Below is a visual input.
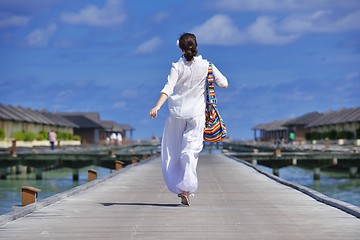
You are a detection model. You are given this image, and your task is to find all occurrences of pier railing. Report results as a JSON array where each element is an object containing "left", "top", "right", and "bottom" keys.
[
  {"left": 0, "top": 143, "right": 160, "bottom": 180},
  {"left": 223, "top": 141, "right": 360, "bottom": 180}
]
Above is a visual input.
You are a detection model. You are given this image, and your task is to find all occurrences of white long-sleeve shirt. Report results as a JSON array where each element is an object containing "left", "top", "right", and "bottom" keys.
[{"left": 161, "top": 55, "right": 228, "bottom": 119}]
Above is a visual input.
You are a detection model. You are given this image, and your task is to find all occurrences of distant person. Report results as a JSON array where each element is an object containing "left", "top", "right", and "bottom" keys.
[
  {"left": 116, "top": 133, "right": 122, "bottom": 145},
  {"left": 275, "top": 138, "right": 281, "bottom": 148},
  {"left": 150, "top": 33, "right": 228, "bottom": 206},
  {"left": 289, "top": 132, "right": 295, "bottom": 143},
  {"left": 110, "top": 132, "right": 117, "bottom": 145},
  {"left": 48, "top": 130, "right": 57, "bottom": 150}
]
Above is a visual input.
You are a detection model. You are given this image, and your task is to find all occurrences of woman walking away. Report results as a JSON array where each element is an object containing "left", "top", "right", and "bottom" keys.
[
  {"left": 149, "top": 33, "right": 228, "bottom": 206},
  {"left": 48, "top": 130, "right": 57, "bottom": 150}
]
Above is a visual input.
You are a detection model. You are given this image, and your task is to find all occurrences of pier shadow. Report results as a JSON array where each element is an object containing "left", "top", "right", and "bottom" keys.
[{"left": 99, "top": 202, "right": 182, "bottom": 207}]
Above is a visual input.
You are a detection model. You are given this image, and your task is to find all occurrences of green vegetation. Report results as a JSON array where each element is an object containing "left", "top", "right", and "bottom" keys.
[
  {"left": 72, "top": 135, "right": 81, "bottom": 140},
  {"left": 57, "top": 131, "right": 73, "bottom": 140},
  {"left": 305, "top": 130, "right": 355, "bottom": 140},
  {"left": 36, "top": 130, "right": 48, "bottom": 140},
  {"left": 12, "top": 130, "right": 81, "bottom": 141},
  {"left": 54, "top": 131, "right": 81, "bottom": 141},
  {"left": 13, "top": 131, "right": 37, "bottom": 141},
  {"left": 337, "top": 131, "right": 354, "bottom": 140},
  {"left": 0, "top": 129, "right": 5, "bottom": 140}
]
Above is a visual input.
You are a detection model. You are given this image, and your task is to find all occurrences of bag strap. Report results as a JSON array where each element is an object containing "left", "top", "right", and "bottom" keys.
[{"left": 206, "top": 63, "right": 217, "bottom": 105}]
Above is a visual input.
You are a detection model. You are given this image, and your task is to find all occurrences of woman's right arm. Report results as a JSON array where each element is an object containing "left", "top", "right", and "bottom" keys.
[
  {"left": 150, "top": 93, "right": 168, "bottom": 118},
  {"left": 150, "top": 62, "right": 179, "bottom": 118}
]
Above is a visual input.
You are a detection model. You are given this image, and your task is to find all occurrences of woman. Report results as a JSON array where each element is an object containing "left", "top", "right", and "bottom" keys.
[{"left": 150, "top": 33, "right": 228, "bottom": 206}]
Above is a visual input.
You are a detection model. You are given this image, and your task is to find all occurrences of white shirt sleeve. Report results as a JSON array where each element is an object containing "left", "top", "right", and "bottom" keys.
[
  {"left": 161, "top": 62, "right": 179, "bottom": 96},
  {"left": 212, "top": 63, "right": 228, "bottom": 87}
]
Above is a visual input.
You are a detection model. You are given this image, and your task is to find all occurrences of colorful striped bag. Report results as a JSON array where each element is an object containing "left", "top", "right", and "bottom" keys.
[{"left": 204, "top": 63, "right": 227, "bottom": 142}]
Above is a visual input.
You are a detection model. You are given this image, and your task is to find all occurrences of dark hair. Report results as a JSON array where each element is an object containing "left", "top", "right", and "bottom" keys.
[{"left": 179, "top": 33, "right": 198, "bottom": 61}]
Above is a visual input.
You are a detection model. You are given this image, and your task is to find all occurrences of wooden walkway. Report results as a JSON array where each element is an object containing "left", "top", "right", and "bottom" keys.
[{"left": 0, "top": 153, "right": 359, "bottom": 239}]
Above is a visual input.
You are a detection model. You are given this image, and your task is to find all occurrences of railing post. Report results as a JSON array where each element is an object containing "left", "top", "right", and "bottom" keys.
[
  {"left": 324, "top": 138, "right": 329, "bottom": 149},
  {"left": 73, "top": 168, "right": 79, "bottom": 181},
  {"left": 109, "top": 150, "right": 116, "bottom": 158},
  {"left": 131, "top": 157, "right": 138, "bottom": 164},
  {"left": 115, "top": 160, "right": 124, "bottom": 170},
  {"left": 88, "top": 169, "right": 97, "bottom": 182},
  {"left": 35, "top": 168, "right": 43, "bottom": 180},
  {"left": 349, "top": 167, "right": 358, "bottom": 179},
  {"left": 10, "top": 139, "right": 17, "bottom": 156},
  {"left": 313, "top": 168, "right": 321, "bottom": 180},
  {"left": 21, "top": 186, "right": 41, "bottom": 206},
  {"left": 0, "top": 168, "right": 7, "bottom": 179},
  {"left": 275, "top": 149, "right": 281, "bottom": 157},
  {"left": 273, "top": 168, "right": 279, "bottom": 177}
]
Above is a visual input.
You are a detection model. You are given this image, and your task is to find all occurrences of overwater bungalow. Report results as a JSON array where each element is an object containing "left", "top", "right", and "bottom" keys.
[
  {"left": 58, "top": 112, "right": 134, "bottom": 144},
  {"left": 252, "top": 107, "right": 360, "bottom": 144},
  {"left": 0, "top": 104, "right": 77, "bottom": 140},
  {"left": 0, "top": 104, "right": 134, "bottom": 147}
]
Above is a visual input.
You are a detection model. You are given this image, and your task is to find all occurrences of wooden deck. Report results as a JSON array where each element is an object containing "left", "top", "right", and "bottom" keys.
[{"left": 0, "top": 153, "right": 359, "bottom": 239}]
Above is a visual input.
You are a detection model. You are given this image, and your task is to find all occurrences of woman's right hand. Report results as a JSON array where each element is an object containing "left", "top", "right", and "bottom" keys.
[
  {"left": 150, "top": 106, "right": 160, "bottom": 118},
  {"left": 150, "top": 92, "right": 168, "bottom": 119}
]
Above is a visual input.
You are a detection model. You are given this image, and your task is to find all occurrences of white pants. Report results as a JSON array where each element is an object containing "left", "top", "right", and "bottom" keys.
[{"left": 161, "top": 115, "right": 205, "bottom": 194}]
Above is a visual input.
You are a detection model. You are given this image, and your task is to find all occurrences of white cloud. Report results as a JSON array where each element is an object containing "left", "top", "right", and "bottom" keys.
[
  {"left": 192, "top": 15, "right": 246, "bottom": 45},
  {"left": 0, "top": 15, "right": 31, "bottom": 28},
  {"left": 215, "top": 0, "right": 303, "bottom": 11},
  {"left": 60, "top": 0, "right": 126, "bottom": 27},
  {"left": 25, "top": 23, "right": 57, "bottom": 48},
  {"left": 57, "top": 90, "right": 74, "bottom": 98},
  {"left": 113, "top": 101, "right": 126, "bottom": 109},
  {"left": 193, "top": 14, "right": 296, "bottom": 45},
  {"left": 280, "top": 89, "right": 315, "bottom": 101},
  {"left": 134, "top": 37, "right": 162, "bottom": 55},
  {"left": 247, "top": 16, "right": 298, "bottom": 44},
  {"left": 215, "top": 0, "right": 360, "bottom": 12},
  {"left": 329, "top": 11, "right": 360, "bottom": 32},
  {"left": 281, "top": 10, "right": 360, "bottom": 33},
  {"left": 205, "top": 0, "right": 360, "bottom": 46},
  {"left": 193, "top": 9, "right": 360, "bottom": 46},
  {"left": 121, "top": 88, "right": 139, "bottom": 98},
  {"left": 153, "top": 12, "right": 170, "bottom": 23},
  {"left": 344, "top": 71, "right": 360, "bottom": 81},
  {"left": 0, "top": 0, "right": 60, "bottom": 14},
  {"left": 280, "top": 11, "right": 328, "bottom": 33}
]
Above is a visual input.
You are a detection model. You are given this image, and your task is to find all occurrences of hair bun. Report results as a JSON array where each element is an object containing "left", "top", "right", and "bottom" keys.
[{"left": 179, "top": 33, "right": 198, "bottom": 61}]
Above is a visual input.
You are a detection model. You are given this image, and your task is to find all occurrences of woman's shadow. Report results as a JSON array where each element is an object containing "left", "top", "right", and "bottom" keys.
[{"left": 100, "top": 202, "right": 182, "bottom": 207}]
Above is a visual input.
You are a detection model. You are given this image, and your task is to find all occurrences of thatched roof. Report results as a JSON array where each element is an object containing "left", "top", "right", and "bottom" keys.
[
  {"left": 0, "top": 104, "right": 77, "bottom": 127},
  {"left": 307, "top": 107, "right": 360, "bottom": 127},
  {"left": 283, "top": 112, "right": 324, "bottom": 126},
  {"left": 252, "top": 119, "right": 290, "bottom": 131}
]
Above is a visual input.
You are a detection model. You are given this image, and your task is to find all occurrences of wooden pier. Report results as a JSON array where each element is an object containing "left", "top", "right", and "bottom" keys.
[
  {"left": 226, "top": 151, "right": 360, "bottom": 179},
  {"left": 0, "top": 153, "right": 359, "bottom": 239},
  {"left": 0, "top": 144, "right": 159, "bottom": 180}
]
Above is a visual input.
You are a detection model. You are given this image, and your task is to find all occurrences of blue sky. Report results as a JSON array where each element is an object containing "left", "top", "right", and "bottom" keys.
[{"left": 0, "top": 0, "right": 359, "bottom": 141}]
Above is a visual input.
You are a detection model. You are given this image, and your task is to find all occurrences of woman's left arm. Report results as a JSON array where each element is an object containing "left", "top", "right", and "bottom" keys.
[{"left": 212, "top": 64, "right": 228, "bottom": 88}]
